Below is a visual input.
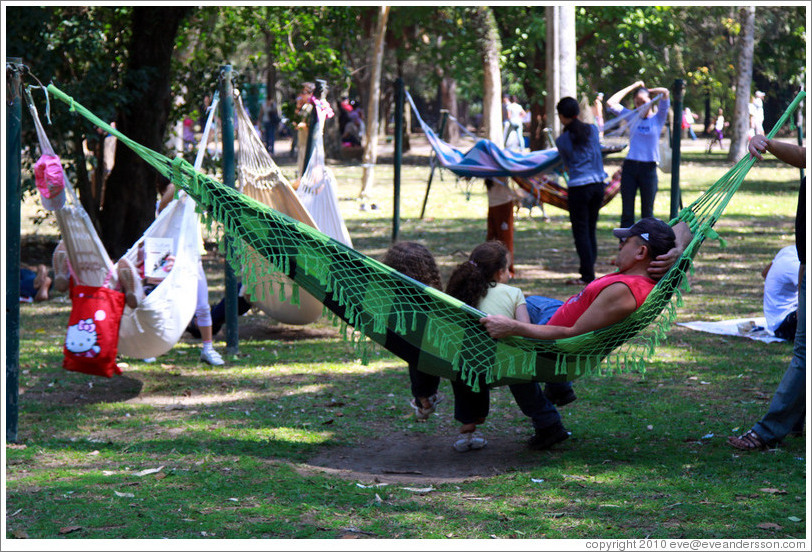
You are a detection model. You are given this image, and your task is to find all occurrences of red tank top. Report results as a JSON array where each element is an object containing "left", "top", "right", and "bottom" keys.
[{"left": 547, "top": 273, "right": 656, "bottom": 328}]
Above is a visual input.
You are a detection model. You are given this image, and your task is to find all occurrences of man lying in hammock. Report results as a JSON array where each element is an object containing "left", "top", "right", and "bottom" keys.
[{"left": 480, "top": 217, "right": 692, "bottom": 343}]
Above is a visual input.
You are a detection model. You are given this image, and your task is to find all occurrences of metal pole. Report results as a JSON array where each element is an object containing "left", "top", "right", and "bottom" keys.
[
  {"left": 303, "top": 79, "right": 327, "bottom": 173},
  {"left": 419, "top": 109, "right": 448, "bottom": 219},
  {"left": 670, "top": 78, "right": 685, "bottom": 220},
  {"left": 220, "top": 64, "right": 239, "bottom": 355},
  {"left": 796, "top": 94, "right": 805, "bottom": 182},
  {"left": 392, "top": 78, "right": 404, "bottom": 242},
  {"left": 6, "top": 58, "right": 23, "bottom": 443}
]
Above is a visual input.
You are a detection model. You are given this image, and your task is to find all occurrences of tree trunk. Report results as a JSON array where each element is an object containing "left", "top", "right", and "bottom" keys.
[
  {"left": 471, "top": 7, "right": 502, "bottom": 144},
  {"left": 441, "top": 76, "right": 459, "bottom": 144},
  {"left": 546, "top": 5, "right": 577, "bottom": 138},
  {"left": 359, "top": 6, "right": 389, "bottom": 200},
  {"left": 101, "top": 6, "right": 189, "bottom": 258},
  {"left": 728, "top": 6, "right": 755, "bottom": 162},
  {"left": 263, "top": 31, "right": 277, "bottom": 104},
  {"left": 527, "top": 43, "right": 547, "bottom": 151}
]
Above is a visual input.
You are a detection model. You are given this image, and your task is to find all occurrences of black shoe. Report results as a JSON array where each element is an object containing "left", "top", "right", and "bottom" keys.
[
  {"left": 544, "top": 388, "right": 577, "bottom": 407},
  {"left": 528, "top": 422, "right": 570, "bottom": 450}
]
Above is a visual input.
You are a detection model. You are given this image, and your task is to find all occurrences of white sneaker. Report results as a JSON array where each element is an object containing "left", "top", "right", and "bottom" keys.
[
  {"left": 469, "top": 431, "right": 487, "bottom": 450},
  {"left": 453, "top": 430, "right": 487, "bottom": 452},
  {"left": 200, "top": 348, "right": 224, "bottom": 366}
]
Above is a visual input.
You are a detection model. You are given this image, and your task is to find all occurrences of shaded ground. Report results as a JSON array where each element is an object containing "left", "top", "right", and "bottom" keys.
[{"left": 303, "top": 430, "right": 561, "bottom": 485}]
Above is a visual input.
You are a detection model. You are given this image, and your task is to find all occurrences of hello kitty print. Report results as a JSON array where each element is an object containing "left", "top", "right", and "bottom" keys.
[
  {"left": 65, "top": 317, "right": 104, "bottom": 357},
  {"left": 63, "top": 285, "right": 126, "bottom": 378}
]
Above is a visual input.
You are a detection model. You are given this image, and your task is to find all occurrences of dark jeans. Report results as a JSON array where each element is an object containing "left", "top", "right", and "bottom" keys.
[
  {"left": 452, "top": 376, "right": 561, "bottom": 431},
  {"left": 774, "top": 310, "right": 798, "bottom": 342},
  {"left": 263, "top": 122, "right": 277, "bottom": 155},
  {"left": 568, "top": 181, "right": 604, "bottom": 282},
  {"left": 620, "top": 159, "right": 658, "bottom": 228},
  {"left": 452, "top": 295, "right": 569, "bottom": 429},
  {"left": 209, "top": 287, "right": 253, "bottom": 336},
  {"left": 409, "top": 364, "right": 440, "bottom": 402}
]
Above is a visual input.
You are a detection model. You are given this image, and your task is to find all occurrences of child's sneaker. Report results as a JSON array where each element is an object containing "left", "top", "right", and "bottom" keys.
[
  {"left": 453, "top": 430, "right": 487, "bottom": 452},
  {"left": 200, "top": 347, "right": 224, "bottom": 366},
  {"left": 409, "top": 393, "right": 444, "bottom": 421}
]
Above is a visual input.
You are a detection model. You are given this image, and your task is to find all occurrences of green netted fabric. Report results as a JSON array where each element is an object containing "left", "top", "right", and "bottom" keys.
[{"left": 46, "top": 84, "right": 804, "bottom": 390}]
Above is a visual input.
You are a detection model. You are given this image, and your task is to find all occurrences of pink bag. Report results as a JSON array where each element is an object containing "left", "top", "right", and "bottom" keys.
[{"left": 34, "top": 154, "right": 66, "bottom": 210}]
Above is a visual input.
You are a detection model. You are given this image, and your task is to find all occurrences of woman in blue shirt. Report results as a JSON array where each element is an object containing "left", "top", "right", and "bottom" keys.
[
  {"left": 555, "top": 96, "right": 608, "bottom": 285},
  {"left": 606, "top": 81, "right": 671, "bottom": 228}
]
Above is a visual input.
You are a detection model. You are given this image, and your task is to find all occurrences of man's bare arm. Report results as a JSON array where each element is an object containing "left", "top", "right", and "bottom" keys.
[
  {"left": 647, "top": 220, "right": 694, "bottom": 280},
  {"left": 480, "top": 283, "right": 638, "bottom": 340},
  {"left": 749, "top": 135, "right": 806, "bottom": 168}
]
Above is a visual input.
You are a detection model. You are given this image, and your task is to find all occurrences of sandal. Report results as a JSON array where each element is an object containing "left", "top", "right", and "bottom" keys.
[
  {"left": 565, "top": 278, "right": 588, "bottom": 286},
  {"left": 727, "top": 429, "right": 769, "bottom": 451}
]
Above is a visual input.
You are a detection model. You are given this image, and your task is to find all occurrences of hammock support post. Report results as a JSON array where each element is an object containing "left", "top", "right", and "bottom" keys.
[
  {"left": 393, "top": 77, "right": 404, "bottom": 242},
  {"left": 670, "top": 78, "right": 685, "bottom": 220},
  {"left": 220, "top": 64, "right": 240, "bottom": 355},
  {"left": 6, "top": 58, "right": 23, "bottom": 443},
  {"left": 419, "top": 109, "right": 449, "bottom": 219},
  {"left": 796, "top": 104, "right": 805, "bottom": 182}
]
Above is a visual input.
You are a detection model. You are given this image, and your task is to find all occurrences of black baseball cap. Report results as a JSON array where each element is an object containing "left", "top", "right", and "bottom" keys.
[{"left": 613, "top": 218, "right": 676, "bottom": 259}]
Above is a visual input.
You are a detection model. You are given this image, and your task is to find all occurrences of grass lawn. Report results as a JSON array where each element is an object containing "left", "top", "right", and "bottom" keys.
[{"left": 5, "top": 143, "right": 808, "bottom": 543}]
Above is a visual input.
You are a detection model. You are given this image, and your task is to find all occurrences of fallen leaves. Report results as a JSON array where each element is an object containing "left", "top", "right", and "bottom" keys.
[
  {"left": 757, "top": 522, "right": 783, "bottom": 531},
  {"left": 58, "top": 526, "right": 82, "bottom": 534}
]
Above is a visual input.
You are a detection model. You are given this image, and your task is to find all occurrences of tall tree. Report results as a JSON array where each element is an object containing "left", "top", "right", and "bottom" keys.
[
  {"left": 546, "top": 6, "right": 577, "bottom": 137},
  {"left": 359, "top": 6, "right": 389, "bottom": 201},
  {"left": 470, "top": 6, "right": 503, "bottom": 144},
  {"left": 101, "top": 7, "right": 190, "bottom": 258},
  {"left": 728, "top": 6, "right": 755, "bottom": 162}
]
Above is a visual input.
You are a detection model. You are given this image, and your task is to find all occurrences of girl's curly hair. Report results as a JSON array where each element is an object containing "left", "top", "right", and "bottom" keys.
[
  {"left": 382, "top": 241, "right": 442, "bottom": 289},
  {"left": 445, "top": 241, "right": 509, "bottom": 308}
]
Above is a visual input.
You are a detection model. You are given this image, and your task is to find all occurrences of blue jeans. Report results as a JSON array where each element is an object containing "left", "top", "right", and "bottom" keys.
[
  {"left": 620, "top": 159, "right": 658, "bottom": 228},
  {"left": 753, "top": 270, "right": 806, "bottom": 444},
  {"left": 525, "top": 295, "right": 573, "bottom": 399}
]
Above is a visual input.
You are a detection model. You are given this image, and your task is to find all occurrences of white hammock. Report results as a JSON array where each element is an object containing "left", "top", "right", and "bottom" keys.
[
  {"left": 295, "top": 102, "right": 353, "bottom": 248},
  {"left": 25, "top": 89, "right": 215, "bottom": 359},
  {"left": 234, "top": 92, "right": 324, "bottom": 325}
]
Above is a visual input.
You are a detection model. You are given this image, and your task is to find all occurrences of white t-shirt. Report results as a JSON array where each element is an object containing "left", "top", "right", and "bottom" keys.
[
  {"left": 763, "top": 245, "right": 800, "bottom": 332},
  {"left": 751, "top": 98, "right": 764, "bottom": 125},
  {"left": 506, "top": 102, "right": 525, "bottom": 125},
  {"left": 715, "top": 115, "right": 725, "bottom": 132}
]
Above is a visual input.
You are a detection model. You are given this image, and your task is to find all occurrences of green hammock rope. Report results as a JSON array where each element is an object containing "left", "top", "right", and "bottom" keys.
[{"left": 45, "top": 84, "right": 805, "bottom": 391}]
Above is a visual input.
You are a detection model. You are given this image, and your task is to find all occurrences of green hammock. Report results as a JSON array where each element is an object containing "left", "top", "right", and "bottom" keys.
[{"left": 45, "top": 84, "right": 804, "bottom": 391}]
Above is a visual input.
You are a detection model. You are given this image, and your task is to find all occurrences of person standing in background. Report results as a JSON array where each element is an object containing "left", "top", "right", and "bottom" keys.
[{"left": 605, "top": 80, "right": 671, "bottom": 228}]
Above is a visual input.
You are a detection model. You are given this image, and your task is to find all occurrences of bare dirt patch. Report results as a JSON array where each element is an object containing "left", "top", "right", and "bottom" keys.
[{"left": 302, "top": 430, "right": 560, "bottom": 485}]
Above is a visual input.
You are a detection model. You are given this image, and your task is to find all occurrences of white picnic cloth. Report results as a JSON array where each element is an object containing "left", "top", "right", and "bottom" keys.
[{"left": 677, "top": 316, "right": 787, "bottom": 344}]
